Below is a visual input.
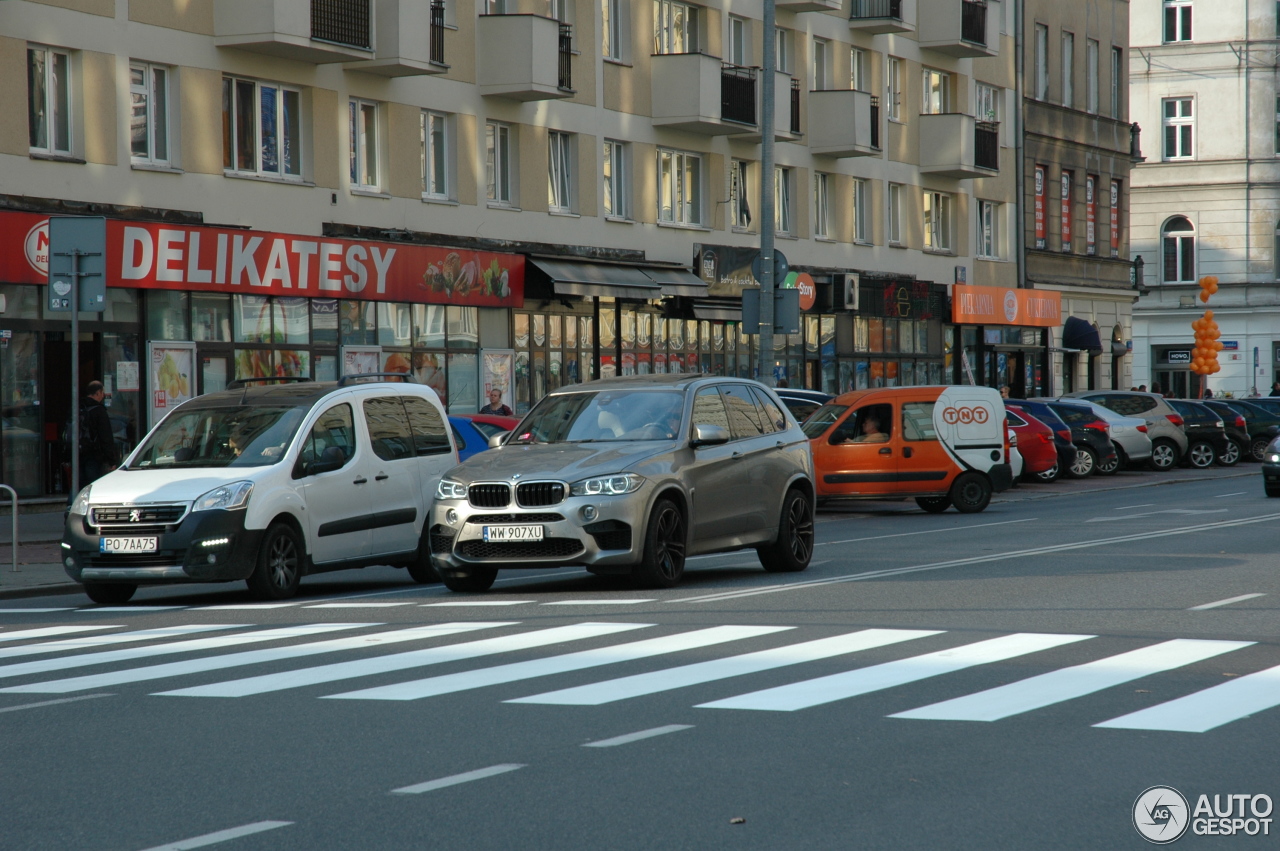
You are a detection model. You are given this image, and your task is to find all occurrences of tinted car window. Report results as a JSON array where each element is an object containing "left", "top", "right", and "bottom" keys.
[
  {"left": 1097, "top": 394, "right": 1156, "bottom": 416},
  {"left": 782, "top": 399, "right": 821, "bottom": 422},
  {"left": 691, "top": 387, "right": 730, "bottom": 432},
  {"left": 802, "top": 404, "right": 848, "bottom": 439},
  {"left": 1006, "top": 410, "right": 1028, "bottom": 427},
  {"left": 402, "top": 396, "right": 450, "bottom": 456},
  {"left": 470, "top": 421, "right": 505, "bottom": 438},
  {"left": 722, "top": 384, "right": 765, "bottom": 438},
  {"left": 1049, "top": 404, "right": 1092, "bottom": 425},
  {"left": 451, "top": 424, "right": 467, "bottom": 452},
  {"left": 363, "top": 397, "right": 415, "bottom": 461},
  {"left": 903, "top": 402, "right": 938, "bottom": 440},
  {"left": 834, "top": 404, "right": 892, "bottom": 444},
  {"left": 299, "top": 403, "right": 356, "bottom": 468},
  {"left": 751, "top": 388, "right": 787, "bottom": 433}
]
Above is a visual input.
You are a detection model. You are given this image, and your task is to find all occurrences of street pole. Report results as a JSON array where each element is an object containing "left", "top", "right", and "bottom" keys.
[
  {"left": 69, "top": 250, "right": 80, "bottom": 500},
  {"left": 757, "top": 0, "right": 777, "bottom": 387}
]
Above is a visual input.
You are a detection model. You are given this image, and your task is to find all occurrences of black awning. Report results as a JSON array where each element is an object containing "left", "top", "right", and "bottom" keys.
[
  {"left": 1061, "top": 316, "right": 1103, "bottom": 352},
  {"left": 530, "top": 258, "right": 662, "bottom": 300},
  {"left": 643, "top": 267, "right": 707, "bottom": 298},
  {"left": 692, "top": 303, "right": 742, "bottom": 321}
]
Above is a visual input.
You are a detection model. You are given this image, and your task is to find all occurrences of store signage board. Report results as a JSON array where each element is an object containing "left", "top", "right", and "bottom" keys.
[
  {"left": 951, "top": 285, "right": 1061, "bottom": 328},
  {"left": 1167, "top": 350, "right": 1191, "bottom": 364},
  {"left": 46, "top": 216, "right": 106, "bottom": 312}
]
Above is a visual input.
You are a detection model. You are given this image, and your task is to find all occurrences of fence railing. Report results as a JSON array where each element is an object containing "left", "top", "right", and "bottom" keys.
[
  {"left": 850, "top": 0, "right": 902, "bottom": 19},
  {"left": 961, "top": 0, "right": 987, "bottom": 45},
  {"left": 310, "top": 0, "right": 371, "bottom": 49},
  {"left": 721, "top": 63, "right": 757, "bottom": 126},
  {"left": 869, "top": 95, "right": 881, "bottom": 149},
  {"left": 558, "top": 23, "right": 573, "bottom": 90},
  {"left": 790, "top": 79, "right": 801, "bottom": 134},
  {"left": 429, "top": 0, "right": 446, "bottom": 64},
  {"left": 975, "top": 120, "right": 1000, "bottom": 170}
]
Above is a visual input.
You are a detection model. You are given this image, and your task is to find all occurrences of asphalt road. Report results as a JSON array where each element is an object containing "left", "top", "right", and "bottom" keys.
[{"left": 1, "top": 471, "right": 1277, "bottom": 850}]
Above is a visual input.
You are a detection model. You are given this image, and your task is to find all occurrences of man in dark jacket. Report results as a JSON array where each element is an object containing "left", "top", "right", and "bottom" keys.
[{"left": 79, "top": 380, "right": 120, "bottom": 485}]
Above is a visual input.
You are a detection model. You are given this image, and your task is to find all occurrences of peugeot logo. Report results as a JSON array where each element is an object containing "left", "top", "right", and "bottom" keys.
[{"left": 129, "top": 510, "right": 141, "bottom": 522}]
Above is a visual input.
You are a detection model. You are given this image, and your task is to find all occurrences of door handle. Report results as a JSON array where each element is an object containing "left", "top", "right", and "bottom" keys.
[
  {"left": 775, "top": 441, "right": 785, "bottom": 448},
  {"left": 353, "top": 477, "right": 368, "bottom": 485},
  {"left": 731, "top": 451, "right": 744, "bottom": 460},
  {"left": 878, "top": 447, "right": 892, "bottom": 456},
  {"left": 375, "top": 474, "right": 389, "bottom": 481},
  {"left": 903, "top": 446, "right": 914, "bottom": 458}
]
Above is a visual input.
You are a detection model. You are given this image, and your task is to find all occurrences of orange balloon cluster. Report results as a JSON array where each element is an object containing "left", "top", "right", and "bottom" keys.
[
  {"left": 1191, "top": 310, "right": 1222, "bottom": 374},
  {"left": 1198, "top": 275, "right": 1219, "bottom": 303}
]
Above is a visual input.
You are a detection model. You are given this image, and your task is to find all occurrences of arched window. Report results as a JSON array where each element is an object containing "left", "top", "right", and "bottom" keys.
[{"left": 1162, "top": 216, "right": 1195, "bottom": 283}]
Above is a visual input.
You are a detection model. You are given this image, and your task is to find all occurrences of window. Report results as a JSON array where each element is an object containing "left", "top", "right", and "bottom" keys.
[
  {"left": 776, "top": 28, "right": 791, "bottom": 74},
  {"left": 922, "top": 68, "right": 949, "bottom": 114},
  {"left": 363, "top": 398, "right": 415, "bottom": 461},
  {"left": 486, "top": 122, "right": 514, "bottom": 204},
  {"left": 550, "top": 0, "right": 571, "bottom": 22},
  {"left": 653, "top": 0, "right": 698, "bottom": 54},
  {"left": 923, "top": 191, "right": 952, "bottom": 251},
  {"left": 658, "top": 148, "right": 702, "bottom": 225},
  {"left": 603, "top": 0, "right": 621, "bottom": 59},
  {"left": 978, "top": 200, "right": 1001, "bottom": 258},
  {"left": 1164, "top": 0, "right": 1191, "bottom": 42},
  {"left": 850, "top": 47, "right": 866, "bottom": 90},
  {"left": 730, "top": 159, "right": 751, "bottom": 229},
  {"left": 853, "top": 178, "right": 869, "bottom": 242},
  {"left": 548, "top": 130, "right": 574, "bottom": 213},
  {"left": 421, "top": 111, "right": 449, "bottom": 200},
  {"left": 603, "top": 139, "right": 629, "bottom": 218},
  {"left": 888, "top": 183, "right": 903, "bottom": 245},
  {"left": 299, "top": 404, "right": 356, "bottom": 471},
  {"left": 902, "top": 402, "right": 938, "bottom": 441},
  {"left": 1162, "top": 98, "right": 1194, "bottom": 160},
  {"left": 1060, "top": 169, "right": 1073, "bottom": 251},
  {"left": 1086, "top": 39, "right": 1099, "bottom": 114},
  {"left": 1111, "top": 47, "right": 1122, "bottom": 117},
  {"left": 775, "top": 166, "right": 793, "bottom": 235},
  {"left": 1274, "top": 222, "right": 1280, "bottom": 279},
  {"left": 402, "top": 396, "right": 450, "bottom": 456},
  {"left": 887, "top": 57, "right": 903, "bottom": 120},
  {"left": 691, "top": 386, "right": 729, "bottom": 431},
  {"left": 813, "top": 173, "right": 829, "bottom": 238},
  {"left": 27, "top": 45, "right": 71, "bottom": 156},
  {"left": 813, "top": 37, "right": 829, "bottom": 90},
  {"left": 1035, "top": 24, "right": 1049, "bottom": 100},
  {"left": 130, "top": 62, "right": 169, "bottom": 165},
  {"left": 728, "top": 15, "right": 749, "bottom": 65},
  {"left": 722, "top": 384, "right": 766, "bottom": 438},
  {"left": 975, "top": 82, "right": 1000, "bottom": 123},
  {"left": 1162, "top": 216, "right": 1195, "bottom": 283},
  {"left": 1061, "top": 33, "right": 1074, "bottom": 108},
  {"left": 349, "top": 99, "right": 379, "bottom": 189},
  {"left": 222, "top": 76, "right": 301, "bottom": 178}
]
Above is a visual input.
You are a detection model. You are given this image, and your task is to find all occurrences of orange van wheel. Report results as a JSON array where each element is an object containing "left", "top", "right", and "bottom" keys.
[{"left": 949, "top": 472, "right": 992, "bottom": 514}]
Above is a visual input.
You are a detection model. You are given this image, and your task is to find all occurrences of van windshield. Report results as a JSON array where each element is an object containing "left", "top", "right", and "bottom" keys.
[
  {"left": 128, "top": 406, "right": 307, "bottom": 469},
  {"left": 801, "top": 405, "right": 848, "bottom": 439}
]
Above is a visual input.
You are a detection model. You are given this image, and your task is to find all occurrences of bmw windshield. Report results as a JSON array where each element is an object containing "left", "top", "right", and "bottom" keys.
[
  {"left": 509, "top": 390, "right": 685, "bottom": 443},
  {"left": 128, "top": 406, "right": 307, "bottom": 469}
]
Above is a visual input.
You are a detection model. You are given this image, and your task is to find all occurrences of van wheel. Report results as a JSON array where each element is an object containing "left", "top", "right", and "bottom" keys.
[
  {"left": 1218, "top": 440, "right": 1242, "bottom": 467},
  {"left": 1149, "top": 439, "right": 1178, "bottom": 471},
  {"left": 915, "top": 496, "right": 951, "bottom": 513},
  {"left": 440, "top": 568, "right": 498, "bottom": 593},
  {"left": 1066, "top": 447, "right": 1097, "bottom": 478},
  {"left": 634, "top": 499, "right": 687, "bottom": 588},
  {"left": 757, "top": 489, "right": 814, "bottom": 573},
  {"left": 83, "top": 583, "right": 136, "bottom": 605},
  {"left": 407, "top": 527, "right": 440, "bottom": 584},
  {"left": 246, "top": 523, "right": 303, "bottom": 600},
  {"left": 949, "top": 473, "right": 992, "bottom": 514}
]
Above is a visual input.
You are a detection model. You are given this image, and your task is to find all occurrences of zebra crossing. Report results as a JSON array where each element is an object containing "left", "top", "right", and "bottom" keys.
[{"left": 0, "top": 618, "right": 1275, "bottom": 733}]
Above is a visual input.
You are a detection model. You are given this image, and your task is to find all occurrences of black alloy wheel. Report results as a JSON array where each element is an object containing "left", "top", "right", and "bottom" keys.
[
  {"left": 247, "top": 523, "right": 303, "bottom": 600},
  {"left": 758, "top": 489, "right": 814, "bottom": 573},
  {"left": 408, "top": 526, "right": 440, "bottom": 584},
  {"left": 635, "top": 499, "right": 687, "bottom": 588}
]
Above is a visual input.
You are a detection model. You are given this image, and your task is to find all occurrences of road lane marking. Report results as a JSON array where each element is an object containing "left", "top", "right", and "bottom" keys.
[
  {"left": 0, "top": 625, "right": 235, "bottom": 660},
  {"left": 0, "top": 608, "right": 77, "bottom": 613},
  {"left": 672, "top": 512, "right": 1280, "bottom": 604},
  {"left": 583, "top": 725, "right": 693, "bottom": 747},
  {"left": 77, "top": 606, "right": 188, "bottom": 612},
  {"left": 1116, "top": 504, "right": 1154, "bottom": 510},
  {"left": 0, "top": 625, "right": 119, "bottom": 642},
  {"left": 422, "top": 601, "right": 534, "bottom": 607},
  {"left": 1188, "top": 593, "right": 1266, "bottom": 611},
  {"left": 0, "top": 693, "right": 112, "bottom": 713},
  {"left": 196, "top": 604, "right": 298, "bottom": 610},
  {"left": 891, "top": 639, "right": 1253, "bottom": 722},
  {"left": 303, "top": 602, "right": 416, "bottom": 608},
  {"left": 1088, "top": 509, "right": 1227, "bottom": 523},
  {"left": 1213, "top": 492, "right": 1247, "bottom": 498},
  {"left": 700, "top": 633, "right": 1092, "bottom": 712},
  {"left": 1096, "top": 663, "right": 1280, "bottom": 732},
  {"left": 325, "top": 626, "right": 793, "bottom": 702},
  {"left": 156, "top": 622, "right": 644, "bottom": 698},
  {"left": 137, "top": 820, "right": 293, "bottom": 850},
  {"left": 391, "top": 764, "right": 525, "bottom": 795},
  {"left": 542, "top": 600, "right": 655, "bottom": 606},
  {"left": 818, "top": 518, "right": 1037, "bottom": 547}
]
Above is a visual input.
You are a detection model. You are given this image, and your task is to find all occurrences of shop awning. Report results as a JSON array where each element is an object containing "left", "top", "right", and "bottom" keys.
[
  {"left": 692, "top": 304, "right": 743, "bottom": 322},
  {"left": 1061, "top": 316, "right": 1103, "bottom": 352},
  {"left": 643, "top": 267, "right": 708, "bottom": 297},
  {"left": 530, "top": 258, "right": 663, "bottom": 300}
]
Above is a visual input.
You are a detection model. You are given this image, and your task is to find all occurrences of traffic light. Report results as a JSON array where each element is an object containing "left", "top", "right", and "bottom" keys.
[{"left": 1198, "top": 275, "right": 1219, "bottom": 303}]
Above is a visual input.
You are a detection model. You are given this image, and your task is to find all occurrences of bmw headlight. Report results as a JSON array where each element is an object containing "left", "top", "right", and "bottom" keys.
[
  {"left": 193, "top": 481, "right": 254, "bottom": 512},
  {"left": 570, "top": 473, "right": 645, "bottom": 497},
  {"left": 70, "top": 485, "right": 92, "bottom": 516},
  {"left": 436, "top": 479, "right": 469, "bottom": 500}
]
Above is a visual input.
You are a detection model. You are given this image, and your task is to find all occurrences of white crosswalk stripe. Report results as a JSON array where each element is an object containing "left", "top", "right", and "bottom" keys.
[
  {"left": 0, "top": 625, "right": 120, "bottom": 643},
  {"left": 0, "top": 625, "right": 235, "bottom": 660},
  {"left": 155, "top": 622, "right": 647, "bottom": 698},
  {"left": 325, "top": 625, "right": 793, "bottom": 702},
  {"left": 509, "top": 628, "right": 940, "bottom": 706},
  {"left": 890, "top": 639, "right": 1253, "bottom": 722},
  {"left": 1095, "top": 663, "right": 1280, "bottom": 733}
]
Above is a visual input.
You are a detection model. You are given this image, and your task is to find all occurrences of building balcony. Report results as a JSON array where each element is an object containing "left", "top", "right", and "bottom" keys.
[
  {"left": 808, "top": 90, "right": 880, "bottom": 157},
  {"left": 849, "top": 0, "right": 913, "bottom": 34},
  {"left": 477, "top": 14, "right": 574, "bottom": 100},
  {"left": 344, "top": 0, "right": 447, "bottom": 75},
  {"left": 779, "top": 0, "right": 841, "bottom": 13},
  {"left": 732, "top": 71, "right": 804, "bottom": 142},
  {"left": 918, "top": 113, "right": 999, "bottom": 178},
  {"left": 650, "top": 54, "right": 748, "bottom": 135},
  {"left": 214, "top": 0, "right": 374, "bottom": 62},
  {"left": 917, "top": 0, "right": 997, "bottom": 58}
]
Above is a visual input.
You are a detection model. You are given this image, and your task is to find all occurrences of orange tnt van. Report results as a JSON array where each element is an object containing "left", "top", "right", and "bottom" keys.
[{"left": 801, "top": 385, "right": 1013, "bottom": 513}]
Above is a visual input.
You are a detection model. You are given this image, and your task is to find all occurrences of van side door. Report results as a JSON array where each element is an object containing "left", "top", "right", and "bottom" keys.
[
  {"left": 361, "top": 396, "right": 422, "bottom": 557},
  {"left": 897, "top": 400, "right": 952, "bottom": 495},
  {"left": 297, "top": 402, "right": 371, "bottom": 564},
  {"left": 822, "top": 402, "right": 898, "bottom": 496}
]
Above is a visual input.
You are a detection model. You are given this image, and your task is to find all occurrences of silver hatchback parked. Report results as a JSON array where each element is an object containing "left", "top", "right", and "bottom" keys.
[
  {"left": 1065, "top": 391, "right": 1188, "bottom": 470},
  {"left": 429, "top": 374, "right": 816, "bottom": 591}
]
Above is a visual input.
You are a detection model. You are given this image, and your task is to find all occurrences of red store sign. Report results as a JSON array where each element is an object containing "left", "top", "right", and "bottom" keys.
[{"left": 0, "top": 211, "right": 524, "bottom": 307}]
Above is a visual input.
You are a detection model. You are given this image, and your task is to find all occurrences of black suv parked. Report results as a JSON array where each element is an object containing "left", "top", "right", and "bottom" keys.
[
  {"left": 1214, "top": 400, "right": 1280, "bottom": 461},
  {"left": 1166, "top": 399, "right": 1233, "bottom": 468},
  {"left": 1201, "top": 400, "right": 1249, "bottom": 465},
  {"left": 1042, "top": 401, "right": 1119, "bottom": 478}
]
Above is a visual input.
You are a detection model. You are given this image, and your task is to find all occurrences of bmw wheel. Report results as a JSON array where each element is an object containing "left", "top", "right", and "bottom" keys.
[
  {"left": 758, "top": 490, "right": 814, "bottom": 573},
  {"left": 634, "top": 498, "right": 688, "bottom": 587}
]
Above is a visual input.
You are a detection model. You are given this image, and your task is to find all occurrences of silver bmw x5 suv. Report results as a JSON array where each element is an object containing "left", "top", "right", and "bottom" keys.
[{"left": 429, "top": 374, "right": 816, "bottom": 592}]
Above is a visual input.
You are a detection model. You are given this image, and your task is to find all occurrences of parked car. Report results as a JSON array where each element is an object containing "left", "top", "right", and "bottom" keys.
[
  {"left": 1261, "top": 435, "right": 1280, "bottom": 496},
  {"left": 1040, "top": 400, "right": 1119, "bottom": 478},
  {"left": 1211, "top": 399, "right": 1280, "bottom": 461},
  {"left": 450, "top": 413, "right": 520, "bottom": 462},
  {"left": 1166, "top": 399, "right": 1232, "bottom": 468},
  {"left": 774, "top": 389, "right": 833, "bottom": 423},
  {"left": 1006, "top": 399, "right": 1076, "bottom": 483},
  {"left": 1064, "top": 391, "right": 1188, "bottom": 471},
  {"left": 1008, "top": 427, "right": 1024, "bottom": 480},
  {"left": 1047, "top": 398, "right": 1152, "bottom": 472},
  {"left": 1201, "top": 400, "right": 1249, "bottom": 465},
  {"left": 430, "top": 375, "right": 816, "bottom": 592},
  {"left": 1005, "top": 408, "right": 1059, "bottom": 480},
  {"left": 63, "top": 378, "right": 458, "bottom": 604}
]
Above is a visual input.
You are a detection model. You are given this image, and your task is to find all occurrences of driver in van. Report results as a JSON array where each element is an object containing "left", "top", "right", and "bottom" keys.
[{"left": 850, "top": 415, "right": 889, "bottom": 444}]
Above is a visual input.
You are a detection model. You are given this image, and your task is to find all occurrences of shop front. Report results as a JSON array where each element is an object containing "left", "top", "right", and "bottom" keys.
[{"left": 950, "top": 285, "right": 1063, "bottom": 396}]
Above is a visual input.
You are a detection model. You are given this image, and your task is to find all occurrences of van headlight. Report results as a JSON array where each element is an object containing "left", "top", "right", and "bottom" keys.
[
  {"left": 570, "top": 473, "right": 645, "bottom": 496},
  {"left": 70, "top": 485, "right": 92, "bottom": 516},
  {"left": 193, "top": 481, "right": 254, "bottom": 512},
  {"left": 436, "top": 479, "right": 469, "bottom": 500}
]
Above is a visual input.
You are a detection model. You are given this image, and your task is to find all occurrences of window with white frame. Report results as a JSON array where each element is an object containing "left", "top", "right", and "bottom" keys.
[
  {"left": 421, "top": 111, "right": 449, "bottom": 200},
  {"left": 658, "top": 148, "right": 702, "bottom": 225},
  {"left": 603, "top": 139, "right": 629, "bottom": 218},
  {"left": 486, "top": 122, "right": 514, "bottom": 204},
  {"left": 776, "top": 28, "right": 791, "bottom": 73},
  {"left": 887, "top": 56, "right": 903, "bottom": 120},
  {"left": 813, "top": 38, "right": 829, "bottom": 90},
  {"left": 775, "top": 166, "right": 793, "bottom": 235},
  {"left": 850, "top": 47, "right": 866, "bottom": 91},
  {"left": 1061, "top": 33, "right": 1074, "bottom": 108},
  {"left": 548, "top": 131, "right": 574, "bottom": 213},
  {"left": 28, "top": 45, "right": 72, "bottom": 156},
  {"left": 975, "top": 82, "right": 1000, "bottom": 123},
  {"left": 1162, "top": 216, "right": 1194, "bottom": 283},
  {"left": 603, "top": 0, "right": 621, "bottom": 59},
  {"left": 1163, "top": 0, "right": 1191, "bottom": 42},
  {"left": 223, "top": 76, "right": 302, "bottom": 177},
  {"left": 1111, "top": 47, "right": 1122, "bottom": 117},
  {"left": 1086, "top": 39, "right": 1099, "bottom": 114},
  {"left": 923, "top": 190, "right": 952, "bottom": 251},
  {"left": 130, "top": 61, "right": 169, "bottom": 165},
  {"left": 728, "top": 15, "right": 749, "bottom": 65},
  {"left": 349, "top": 98, "right": 379, "bottom": 189},
  {"left": 977, "top": 200, "right": 1001, "bottom": 258},
  {"left": 853, "top": 178, "right": 869, "bottom": 242},
  {"left": 814, "top": 173, "right": 829, "bottom": 238},
  {"left": 1162, "top": 98, "right": 1194, "bottom": 160},
  {"left": 1035, "top": 25, "right": 1049, "bottom": 100},
  {"left": 730, "top": 159, "right": 751, "bottom": 229},
  {"left": 887, "top": 182, "right": 903, "bottom": 244},
  {"left": 550, "top": 0, "right": 571, "bottom": 22},
  {"left": 922, "top": 69, "right": 949, "bottom": 114},
  {"left": 653, "top": 0, "right": 698, "bottom": 54}
]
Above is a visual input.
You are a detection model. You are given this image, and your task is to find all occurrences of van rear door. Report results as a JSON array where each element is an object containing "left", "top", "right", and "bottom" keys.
[{"left": 934, "top": 387, "right": 1005, "bottom": 474}]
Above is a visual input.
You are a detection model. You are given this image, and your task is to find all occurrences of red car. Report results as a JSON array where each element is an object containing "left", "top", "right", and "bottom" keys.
[{"left": 1006, "top": 408, "right": 1058, "bottom": 480}]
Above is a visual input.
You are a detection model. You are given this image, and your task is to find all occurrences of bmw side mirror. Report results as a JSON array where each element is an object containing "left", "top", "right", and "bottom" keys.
[
  {"left": 690, "top": 423, "right": 731, "bottom": 447},
  {"left": 488, "top": 431, "right": 511, "bottom": 449}
]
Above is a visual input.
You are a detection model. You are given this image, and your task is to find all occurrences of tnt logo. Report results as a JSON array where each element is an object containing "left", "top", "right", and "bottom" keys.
[
  {"left": 941, "top": 406, "right": 989, "bottom": 425},
  {"left": 1133, "top": 786, "right": 1189, "bottom": 844},
  {"left": 24, "top": 221, "right": 50, "bottom": 276}
]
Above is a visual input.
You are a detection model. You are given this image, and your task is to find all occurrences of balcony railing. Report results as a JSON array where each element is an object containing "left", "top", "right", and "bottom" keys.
[
  {"left": 975, "top": 120, "right": 999, "bottom": 170},
  {"left": 721, "top": 63, "right": 757, "bottom": 126},
  {"left": 870, "top": 95, "right": 881, "bottom": 149},
  {"left": 790, "top": 79, "right": 801, "bottom": 134},
  {"left": 311, "top": 0, "right": 371, "bottom": 49},
  {"left": 429, "top": 0, "right": 446, "bottom": 64},
  {"left": 961, "top": 0, "right": 987, "bottom": 45},
  {"left": 850, "top": 0, "right": 902, "bottom": 19},
  {"left": 558, "top": 23, "right": 573, "bottom": 90}
]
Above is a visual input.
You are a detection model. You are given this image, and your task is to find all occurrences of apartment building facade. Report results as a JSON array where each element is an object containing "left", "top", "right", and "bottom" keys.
[
  {"left": 1, "top": 0, "right": 1018, "bottom": 498},
  {"left": 1130, "top": 0, "right": 1280, "bottom": 398}
]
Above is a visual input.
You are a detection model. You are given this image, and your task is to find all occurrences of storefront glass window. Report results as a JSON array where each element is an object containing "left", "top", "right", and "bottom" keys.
[
  {"left": 279, "top": 297, "right": 309, "bottom": 345},
  {"left": 532, "top": 350, "right": 547, "bottom": 398},
  {"left": 447, "top": 306, "right": 478, "bottom": 349},
  {"left": 805, "top": 316, "right": 819, "bottom": 355},
  {"left": 413, "top": 352, "right": 446, "bottom": 400},
  {"left": 579, "top": 315, "right": 593, "bottom": 349},
  {"left": 193, "top": 293, "right": 231, "bottom": 342},
  {"left": 95, "top": 289, "right": 139, "bottom": 324},
  {"left": 600, "top": 310, "right": 617, "bottom": 351},
  {"left": 621, "top": 310, "right": 635, "bottom": 351},
  {"left": 532, "top": 314, "right": 546, "bottom": 347},
  {"left": 548, "top": 315, "right": 562, "bottom": 349},
  {"left": 311, "top": 299, "right": 339, "bottom": 345},
  {"left": 1, "top": 331, "right": 42, "bottom": 496},
  {"left": 340, "top": 300, "right": 376, "bottom": 345},
  {"left": 548, "top": 350, "right": 563, "bottom": 390},
  {"left": 918, "top": 322, "right": 930, "bottom": 355},
  {"left": 0, "top": 285, "right": 40, "bottom": 319},
  {"left": 233, "top": 349, "right": 274, "bottom": 380},
  {"left": 854, "top": 316, "right": 869, "bottom": 352},
  {"left": 102, "top": 332, "right": 141, "bottom": 458},
  {"left": 564, "top": 315, "right": 578, "bottom": 349},
  {"left": 146, "top": 291, "right": 189, "bottom": 341},
  {"left": 868, "top": 318, "right": 885, "bottom": 353},
  {"left": 636, "top": 313, "right": 650, "bottom": 349},
  {"left": 377, "top": 302, "right": 412, "bottom": 347},
  {"left": 276, "top": 349, "right": 310, "bottom": 378},
  {"left": 234, "top": 295, "right": 274, "bottom": 343},
  {"left": 514, "top": 351, "right": 530, "bottom": 413},
  {"left": 820, "top": 317, "right": 835, "bottom": 356},
  {"left": 414, "top": 304, "right": 446, "bottom": 348},
  {"left": 447, "top": 352, "right": 478, "bottom": 413},
  {"left": 884, "top": 320, "right": 898, "bottom": 354},
  {"left": 315, "top": 353, "right": 338, "bottom": 381}
]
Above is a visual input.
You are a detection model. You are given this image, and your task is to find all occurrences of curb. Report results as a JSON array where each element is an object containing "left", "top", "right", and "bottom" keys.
[{"left": 0, "top": 582, "right": 84, "bottom": 600}]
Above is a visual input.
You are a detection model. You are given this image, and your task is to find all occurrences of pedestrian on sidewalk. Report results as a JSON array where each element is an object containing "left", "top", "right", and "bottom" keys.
[{"left": 79, "top": 380, "right": 119, "bottom": 486}]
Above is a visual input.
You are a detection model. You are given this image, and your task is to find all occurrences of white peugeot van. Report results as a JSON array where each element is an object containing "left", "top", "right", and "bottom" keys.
[{"left": 63, "top": 377, "right": 457, "bottom": 604}]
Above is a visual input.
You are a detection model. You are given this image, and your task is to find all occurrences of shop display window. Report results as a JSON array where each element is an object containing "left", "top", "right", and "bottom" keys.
[
  {"left": 548, "top": 315, "right": 562, "bottom": 349},
  {"left": 883, "top": 320, "right": 899, "bottom": 354},
  {"left": 340, "top": 300, "right": 376, "bottom": 345},
  {"left": 414, "top": 304, "right": 445, "bottom": 349},
  {"left": 0, "top": 285, "right": 40, "bottom": 320},
  {"left": 193, "top": 293, "right": 231, "bottom": 342},
  {"left": 234, "top": 295, "right": 275, "bottom": 343},
  {"left": 311, "top": 299, "right": 339, "bottom": 345},
  {"left": 279, "top": 297, "right": 309, "bottom": 344},
  {"left": 621, "top": 310, "right": 635, "bottom": 351},
  {"left": 377, "top": 303, "right": 413, "bottom": 347},
  {"left": 447, "top": 352, "right": 478, "bottom": 413}
]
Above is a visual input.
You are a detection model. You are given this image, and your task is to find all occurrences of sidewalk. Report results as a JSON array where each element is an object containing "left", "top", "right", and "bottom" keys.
[{"left": 0, "top": 540, "right": 81, "bottom": 599}]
